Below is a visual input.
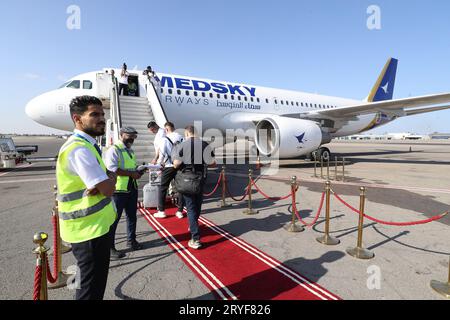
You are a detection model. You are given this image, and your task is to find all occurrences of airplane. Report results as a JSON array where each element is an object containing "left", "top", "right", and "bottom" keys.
[{"left": 25, "top": 58, "right": 450, "bottom": 160}]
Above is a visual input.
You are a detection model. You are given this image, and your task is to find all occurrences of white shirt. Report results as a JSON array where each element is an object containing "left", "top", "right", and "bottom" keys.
[
  {"left": 119, "top": 71, "right": 129, "bottom": 85},
  {"left": 103, "top": 141, "right": 133, "bottom": 173},
  {"left": 158, "top": 136, "right": 174, "bottom": 167},
  {"left": 66, "top": 129, "right": 108, "bottom": 190},
  {"left": 167, "top": 131, "right": 183, "bottom": 144},
  {"left": 153, "top": 128, "right": 166, "bottom": 154}
]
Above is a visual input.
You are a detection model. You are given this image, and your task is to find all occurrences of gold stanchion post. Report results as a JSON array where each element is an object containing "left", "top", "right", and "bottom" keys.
[
  {"left": 430, "top": 256, "right": 450, "bottom": 299},
  {"left": 33, "top": 232, "right": 49, "bottom": 300},
  {"left": 243, "top": 169, "right": 258, "bottom": 215},
  {"left": 50, "top": 186, "right": 71, "bottom": 255},
  {"left": 316, "top": 181, "right": 340, "bottom": 245},
  {"left": 346, "top": 187, "right": 374, "bottom": 259},
  {"left": 313, "top": 156, "right": 317, "bottom": 178},
  {"left": 218, "top": 166, "right": 231, "bottom": 208},
  {"left": 326, "top": 157, "right": 330, "bottom": 180},
  {"left": 320, "top": 156, "right": 324, "bottom": 179},
  {"left": 284, "top": 176, "right": 305, "bottom": 233},
  {"left": 334, "top": 156, "right": 338, "bottom": 181},
  {"left": 342, "top": 157, "right": 345, "bottom": 182},
  {"left": 48, "top": 186, "right": 74, "bottom": 289}
]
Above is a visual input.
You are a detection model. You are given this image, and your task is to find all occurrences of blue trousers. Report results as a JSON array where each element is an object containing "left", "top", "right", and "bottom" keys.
[
  {"left": 183, "top": 193, "right": 204, "bottom": 241},
  {"left": 111, "top": 188, "right": 138, "bottom": 246}
]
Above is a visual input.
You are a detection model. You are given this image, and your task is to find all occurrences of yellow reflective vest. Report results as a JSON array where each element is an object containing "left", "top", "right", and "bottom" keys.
[
  {"left": 56, "top": 136, "right": 116, "bottom": 243},
  {"left": 113, "top": 142, "right": 138, "bottom": 192}
]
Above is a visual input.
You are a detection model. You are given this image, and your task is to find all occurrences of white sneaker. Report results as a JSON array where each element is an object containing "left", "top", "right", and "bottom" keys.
[
  {"left": 153, "top": 211, "right": 167, "bottom": 218},
  {"left": 175, "top": 211, "right": 184, "bottom": 219},
  {"left": 188, "top": 239, "right": 202, "bottom": 249}
]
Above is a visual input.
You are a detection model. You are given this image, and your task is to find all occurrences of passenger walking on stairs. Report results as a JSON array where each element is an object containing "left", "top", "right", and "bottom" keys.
[
  {"left": 118, "top": 63, "right": 129, "bottom": 96},
  {"left": 56, "top": 96, "right": 117, "bottom": 300},
  {"left": 104, "top": 127, "right": 145, "bottom": 259}
]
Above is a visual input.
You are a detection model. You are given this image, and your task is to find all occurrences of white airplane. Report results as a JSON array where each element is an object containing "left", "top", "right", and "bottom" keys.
[{"left": 25, "top": 58, "right": 450, "bottom": 159}]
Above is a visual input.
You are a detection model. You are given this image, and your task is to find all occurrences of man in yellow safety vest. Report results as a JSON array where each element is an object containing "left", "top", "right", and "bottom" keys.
[
  {"left": 104, "top": 126, "right": 144, "bottom": 259},
  {"left": 56, "top": 95, "right": 117, "bottom": 300}
]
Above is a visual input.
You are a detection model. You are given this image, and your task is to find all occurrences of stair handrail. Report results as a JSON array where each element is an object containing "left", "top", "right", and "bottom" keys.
[
  {"left": 145, "top": 75, "right": 169, "bottom": 126},
  {"left": 110, "top": 77, "right": 122, "bottom": 143}
]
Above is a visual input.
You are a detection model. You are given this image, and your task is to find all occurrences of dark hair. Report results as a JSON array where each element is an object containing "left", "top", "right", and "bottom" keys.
[
  {"left": 70, "top": 95, "right": 102, "bottom": 118},
  {"left": 185, "top": 125, "right": 197, "bottom": 135},
  {"left": 164, "top": 121, "right": 175, "bottom": 130},
  {"left": 147, "top": 121, "right": 158, "bottom": 129}
]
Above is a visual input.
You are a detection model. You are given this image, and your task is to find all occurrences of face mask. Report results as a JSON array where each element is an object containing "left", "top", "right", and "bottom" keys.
[{"left": 123, "top": 138, "right": 134, "bottom": 147}]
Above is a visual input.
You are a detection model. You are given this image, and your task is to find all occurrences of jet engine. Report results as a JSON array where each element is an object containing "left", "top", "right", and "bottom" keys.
[{"left": 255, "top": 116, "right": 322, "bottom": 158}]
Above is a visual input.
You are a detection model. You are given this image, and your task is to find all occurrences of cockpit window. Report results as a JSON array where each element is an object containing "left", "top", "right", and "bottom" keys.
[
  {"left": 83, "top": 80, "right": 93, "bottom": 90},
  {"left": 58, "top": 81, "right": 70, "bottom": 89},
  {"left": 66, "top": 80, "right": 80, "bottom": 89}
]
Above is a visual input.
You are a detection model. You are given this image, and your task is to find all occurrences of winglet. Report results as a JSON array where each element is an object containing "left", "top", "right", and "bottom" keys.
[{"left": 366, "top": 58, "right": 398, "bottom": 102}]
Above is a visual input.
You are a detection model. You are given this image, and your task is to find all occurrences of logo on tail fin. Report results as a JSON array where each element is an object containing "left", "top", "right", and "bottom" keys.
[{"left": 367, "top": 58, "right": 398, "bottom": 102}]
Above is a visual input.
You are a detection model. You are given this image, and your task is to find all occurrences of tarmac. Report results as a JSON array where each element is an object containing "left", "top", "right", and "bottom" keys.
[{"left": 0, "top": 136, "right": 449, "bottom": 300}]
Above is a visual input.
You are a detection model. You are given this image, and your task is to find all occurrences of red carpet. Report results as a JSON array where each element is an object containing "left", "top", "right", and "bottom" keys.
[{"left": 139, "top": 206, "right": 340, "bottom": 300}]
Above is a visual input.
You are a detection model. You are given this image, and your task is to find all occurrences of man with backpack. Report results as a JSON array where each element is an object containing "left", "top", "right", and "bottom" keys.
[
  {"left": 173, "top": 125, "right": 216, "bottom": 249},
  {"left": 150, "top": 121, "right": 185, "bottom": 219}
]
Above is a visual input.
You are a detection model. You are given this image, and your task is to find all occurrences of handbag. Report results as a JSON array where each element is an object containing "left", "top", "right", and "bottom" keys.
[{"left": 174, "top": 166, "right": 204, "bottom": 195}]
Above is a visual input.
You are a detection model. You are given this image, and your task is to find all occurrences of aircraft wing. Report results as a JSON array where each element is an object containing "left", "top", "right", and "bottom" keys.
[{"left": 304, "top": 93, "right": 450, "bottom": 119}]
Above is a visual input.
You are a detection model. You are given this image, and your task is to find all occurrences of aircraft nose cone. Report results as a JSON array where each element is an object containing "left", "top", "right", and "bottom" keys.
[{"left": 25, "top": 96, "right": 41, "bottom": 122}]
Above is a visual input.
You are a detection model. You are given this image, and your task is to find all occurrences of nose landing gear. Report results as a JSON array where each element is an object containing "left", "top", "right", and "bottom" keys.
[{"left": 311, "top": 147, "right": 331, "bottom": 161}]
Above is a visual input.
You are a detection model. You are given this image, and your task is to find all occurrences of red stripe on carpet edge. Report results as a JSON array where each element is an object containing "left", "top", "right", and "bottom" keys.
[
  {"left": 139, "top": 207, "right": 340, "bottom": 300},
  {"left": 139, "top": 208, "right": 236, "bottom": 300}
]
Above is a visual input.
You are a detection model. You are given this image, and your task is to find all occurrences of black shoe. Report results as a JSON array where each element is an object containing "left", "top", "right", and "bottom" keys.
[
  {"left": 127, "top": 240, "right": 143, "bottom": 251},
  {"left": 110, "top": 248, "right": 125, "bottom": 259}
]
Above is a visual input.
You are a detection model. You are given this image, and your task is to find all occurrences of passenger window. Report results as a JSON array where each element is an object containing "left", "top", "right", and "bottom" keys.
[
  {"left": 231, "top": 95, "right": 234, "bottom": 100},
  {"left": 161, "top": 88, "right": 164, "bottom": 94},
  {"left": 168, "top": 89, "right": 173, "bottom": 94},
  {"left": 244, "top": 97, "right": 248, "bottom": 101},
  {"left": 281, "top": 100, "right": 284, "bottom": 105},
  {"left": 257, "top": 98, "right": 260, "bottom": 103},
  {"left": 291, "top": 101, "right": 294, "bottom": 106},
  {"left": 194, "top": 91, "right": 198, "bottom": 97},
  {"left": 186, "top": 91, "right": 189, "bottom": 96},
  {"left": 209, "top": 93, "right": 213, "bottom": 98},
  {"left": 224, "top": 94, "right": 228, "bottom": 99},
  {"left": 67, "top": 80, "right": 80, "bottom": 89},
  {"left": 217, "top": 94, "right": 221, "bottom": 99},
  {"left": 265, "top": 99, "right": 269, "bottom": 103},
  {"left": 274, "top": 99, "right": 278, "bottom": 104},
  {"left": 202, "top": 92, "right": 205, "bottom": 97},
  {"left": 83, "top": 80, "right": 92, "bottom": 90},
  {"left": 238, "top": 96, "right": 241, "bottom": 101},
  {"left": 250, "top": 97, "right": 253, "bottom": 102},
  {"left": 177, "top": 90, "right": 181, "bottom": 95}
]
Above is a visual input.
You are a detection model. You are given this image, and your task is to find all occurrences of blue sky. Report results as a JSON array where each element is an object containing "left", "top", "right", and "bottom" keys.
[{"left": 1, "top": 0, "right": 450, "bottom": 134}]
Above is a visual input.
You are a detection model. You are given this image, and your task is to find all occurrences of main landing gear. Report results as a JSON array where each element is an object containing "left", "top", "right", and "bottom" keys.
[{"left": 311, "top": 147, "right": 331, "bottom": 161}]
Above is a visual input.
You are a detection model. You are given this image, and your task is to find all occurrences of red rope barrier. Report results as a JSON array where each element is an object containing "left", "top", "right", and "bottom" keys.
[
  {"left": 203, "top": 172, "right": 223, "bottom": 197},
  {"left": 46, "top": 257, "right": 56, "bottom": 284},
  {"left": 224, "top": 176, "right": 249, "bottom": 202},
  {"left": 250, "top": 178, "right": 292, "bottom": 201},
  {"left": 33, "top": 265, "right": 42, "bottom": 301},
  {"left": 46, "top": 214, "right": 59, "bottom": 284},
  {"left": 292, "top": 192, "right": 326, "bottom": 227},
  {"left": 332, "top": 192, "right": 449, "bottom": 226}
]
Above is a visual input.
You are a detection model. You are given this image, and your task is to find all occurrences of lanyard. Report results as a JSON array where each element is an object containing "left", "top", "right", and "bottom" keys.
[{"left": 73, "top": 133, "right": 102, "bottom": 157}]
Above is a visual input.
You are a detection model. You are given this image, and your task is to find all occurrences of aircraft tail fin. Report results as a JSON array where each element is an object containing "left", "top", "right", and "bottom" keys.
[{"left": 366, "top": 58, "right": 398, "bottom": 102}]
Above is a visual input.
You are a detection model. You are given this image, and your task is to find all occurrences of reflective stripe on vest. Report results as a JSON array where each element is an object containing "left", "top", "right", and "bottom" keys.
[
  {"left": 56, "top": 136, "right": 116, "bottom": 243},
  {"left": 114, "top": 143, "right": 138, "bottom": 192}
]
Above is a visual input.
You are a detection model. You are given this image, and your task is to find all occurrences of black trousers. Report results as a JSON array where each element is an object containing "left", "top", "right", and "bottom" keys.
[
  {"left": 118, "top": 83, "right": 128, "bottom": 96},
  {"left": 158, "top": 167, "right": 184, "bottom": 212},
  {"left": 71, "top": 229, "right": 112, "bottom": 300},
  {"left": 111, "top": 188, "right": 138, "bottom": 246}
]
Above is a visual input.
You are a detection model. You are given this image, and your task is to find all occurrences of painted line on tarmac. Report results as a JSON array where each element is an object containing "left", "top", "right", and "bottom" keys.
[
  {"left": 0, "top": 163, "right": 34, "bottom": 177},
  {"left": 0, "top": 177, "right": 55, "bottom": 184}
]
